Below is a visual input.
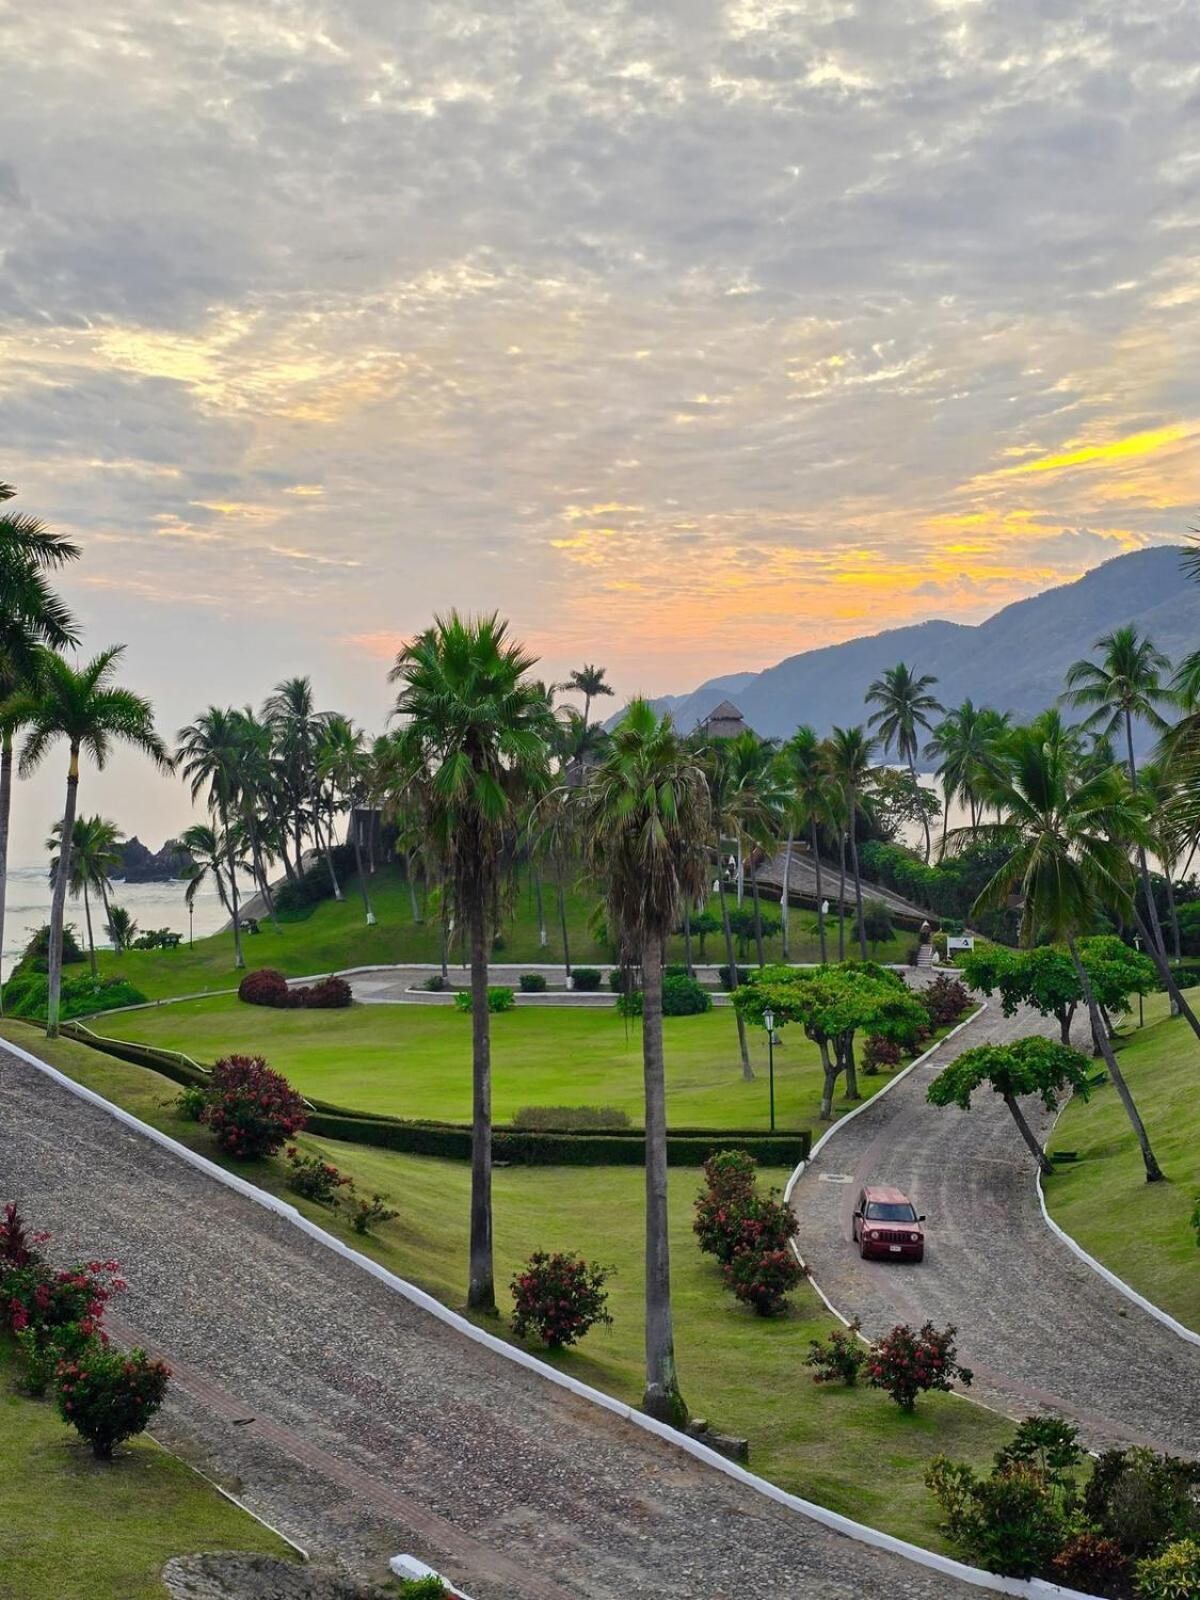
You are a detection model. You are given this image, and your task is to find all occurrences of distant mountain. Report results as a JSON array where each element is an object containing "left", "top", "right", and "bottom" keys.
[{"left": 621, "top": 546, "right": 1198, "bottom": 757}]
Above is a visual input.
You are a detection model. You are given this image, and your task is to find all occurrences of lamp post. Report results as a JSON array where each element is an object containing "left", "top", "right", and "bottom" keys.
[
  {"left": 189, "top": 901, "right": 194, "bottom": 950},
  {"left": 1133, "top": 932, "right": 1144, "bottom": 1027},
  {"left": 764, "top": 1006, "right": 777, "bottom": 1132}
]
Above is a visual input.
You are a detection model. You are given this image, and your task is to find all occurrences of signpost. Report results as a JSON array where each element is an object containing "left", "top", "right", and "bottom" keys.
[{"left": 946, "top": 935, "right": 975, "bottom": 954}]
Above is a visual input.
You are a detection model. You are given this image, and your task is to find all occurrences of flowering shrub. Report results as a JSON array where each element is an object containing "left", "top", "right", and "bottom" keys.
[
  {"left": 4, "top": 1257, "right": 124, "bottom": 1339},
  {"left": 869, "top": 1321, "right": 971, "bottom": 1410},
  {"left": 806, "top": 1319, "right": 868, "bottom": 1385},
  {"left": 509, "top": 1251, "right": 612, "bottom": 1348},
  {"left": 1135, "top": 1538, "right": 1200, "bottom": 1599},
  {"left": 201, "top": 1054, "right": 307, "bottom": 1159},
  {"left": 721, "top": 1245, "right": 803, "bottom": 1316},
  {"left": 18, "top": 1319, "right": 101, "bottom": 1398},
  {"left": 519, "top": 972, "right": 547, "bottom": 993},
  {"left": 454, "top": 986, "right": 515, "bottom": 1014},
  {"left": 348, "top": 1193, "right": 399, "bottom": 1235},
  {"left": 0, "top": 1201, "right": 48, "bottom": 1269},
  {"left": 693, "top": 1149, "right": 758, "bottom": 1256},
  {"left": 237, "top": 967, "right": 290, "bottom": 1007},
  {"left": 285, "top": 1147, "right": 351, "bottom": 1206},
  {"left": 862, "top": 1034, "right": 902, "bottom": 1074},
  {"left": 1052, "top": 1533, "right": 1129, "bottom": 1596},
  {"left": 302, "top": 974, "right": 353, "bottom": 1009},
  {"left": 924, "top": 974, "right": 972, "bottom": 1028},
  {"left": 55, "top": 1345, "right": 170, "bottom": 1459}
]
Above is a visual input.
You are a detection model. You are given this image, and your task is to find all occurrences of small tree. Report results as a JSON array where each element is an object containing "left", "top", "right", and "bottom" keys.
[
  {"left": 509, "top": 1251, "right": 612, "bottom": 1348},
  {"left": 870, "top": 1321, "right": 971, "bottom": 1410},
  {"left": 201, "top": 1054, "right": 307, "bottom": 1159},
  {"left": 927, "top": 1036, "right": 1090, "bottom": 1176},
  {"left": 56, "top": 1345, "right": 170, "bottom": 1459}
]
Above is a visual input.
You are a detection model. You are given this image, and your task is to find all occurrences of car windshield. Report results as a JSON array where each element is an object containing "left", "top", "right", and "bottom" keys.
[{"left": 865, "top": 1201, "right": 917, "bottom": 1222}]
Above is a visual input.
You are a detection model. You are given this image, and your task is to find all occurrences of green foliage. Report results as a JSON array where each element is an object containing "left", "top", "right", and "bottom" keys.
[
  {"left": 274, "top": 844, "right": 356, "bottom": 916},
  {"left": 512, "top": 1105, "right": 631, "bottom": 1130},
  {"left": 614, "top": 988, "right": 643, "bottom": 1019},
  {"left": 926, "top": 1456, "right": 1068, "bottom": 1578},
  {"left": 2, "top": 972, "right": 146, "bottom": 1021},
  {"left": 1134, "top": 1538, "right": 1200, "bottom": 1599},
  {"left": 453, "top": 985, "right": 515, "bottom": 1013},
  {"left": 927, "top": 1035, "right": 1091, "bottom": 1115},
  {"left": 55, "top": 1345, "right": 170, "bottom": 1459},
  {"left": 856, "top": 898, "right": 895, "bottom": 947},
  {"left": 173, "top": 1083, "right": 207, "bottom": 1121},
  {"left": 392, "top": 1579, "right": 449, "bottom": 1599},
  {"left": 570, "top": 967, "right": 602, "bottom": 990},
  {"left": 805, "top": 1320, "right": 868, "bottom": 1386},
  {"left": 347, "top": 1192, "right": 399, "bottom": 1234},
  {"left": 518, "top": 972, "right": 547, "bottom": 992},
  {"left": 860, "top": 838, "right": 1018, "bottom": 936},
  {"left": 1084, "top": 1447, "right": 1200, "bottom": 1559},
  {"left": 662, "top": 974, "right": 712, "bottom": 1015},
  {"left": 130, "top": 927, "right": 182, "bottom": 951},
  {"left": 1175, "top": 900, "right": 1200, "bottom": 959},
  {"left": 16, "top": 922, "right": 85, "bottom": 973}
]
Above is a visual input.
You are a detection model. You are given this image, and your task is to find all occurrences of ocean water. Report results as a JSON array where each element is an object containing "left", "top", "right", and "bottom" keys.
[{"left": 2, "top": 866, "right": 231, "bottom": 979}]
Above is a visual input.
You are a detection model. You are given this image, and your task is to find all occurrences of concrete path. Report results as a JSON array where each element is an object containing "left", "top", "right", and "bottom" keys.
[
  {"left": 0, "top": 1046, "right": 981, "bottom": 1600},
  {"left": 790, "top": 998, "right": 1200, "bottom": 1455}
]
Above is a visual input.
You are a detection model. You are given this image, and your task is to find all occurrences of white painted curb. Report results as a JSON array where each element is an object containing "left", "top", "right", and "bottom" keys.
[
  {"left": 2, "top": 1030, "right": 1100, "bottom": 1600},
  {"left": 390, "top": 1552, "right": 473, "bottom": 1596}
]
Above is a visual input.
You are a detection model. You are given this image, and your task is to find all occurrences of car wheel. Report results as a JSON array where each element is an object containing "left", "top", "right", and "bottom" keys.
[
  {"left": 860, "top": 1241, "right": 870, "bottom": 1259},
  {"left": 914, "top": 1248, "right": 924, "bottom": 1263}
]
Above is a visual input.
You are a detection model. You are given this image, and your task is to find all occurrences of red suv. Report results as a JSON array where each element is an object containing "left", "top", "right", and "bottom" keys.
[{"left": 853, "top": 1185, "right": 925, "bottom": 1262}]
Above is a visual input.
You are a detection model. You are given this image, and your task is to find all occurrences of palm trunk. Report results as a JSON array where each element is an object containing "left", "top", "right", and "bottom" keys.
[
  {"left": 736, "top": 838, "right": 744, "bottom": 905},
  {"left": 717, "top": 870, "right": 753, "bottom": 1079},
  {"left": 82, "top": 882, "right": 97, "bottom": 976},
  {"left": 467, "top": 898, "right": 496, "bottom": 1312},
  {"left": 222, "top": 798, "right": 245, "bottom": 971},
  {"left": 1003, "top": 1091, "right": 1054, "bottom": 1175},
  {"left": 1165, "top": 870, "right": 1182, "bottom": 961},
  {"left": 1068, "top": 936, "right": 1163, "bottom": 1182},
  {"left": 407, "top": 853, "right": 422, "bottom": 922},
  {"left": 780, "top": 828, "right": 793, "bottom": 961},
  {"left": 683, "top": 909, "right": 694, "bottom": 977},
  {"left": 810, "top": 820, "right": 827, "bottom": 964},
  {"left": 46, "top": 746, "right": 81, "bottom": 1038},
  {"left": 837, "top": 832, "right": 847, "bottom": 962},
  {"left": 557, "top": 878, "right": 572, "bottom": 980},
  {"left": 939, "top": 790, "right": 949, "bottom": 862},
  {"left": 1131, "top": 905, "right": 1200, "bottom": 1043},
  {"left": 750, "top": 856, "right": 765, "bottom": 966},
  {"left": 350, "top": 822, "right": 375, "bottom": 926},
  {"left": 532, "top": 866, "right": 546, "bottom": 948},
  {"left": 314, "top": 812, "right": 343, "bottom": 901},
  {"left": 640, "top": 935, "right": 686, "bottom": 1427},
  {"left": 0, "top": 729, "right": 12, "bottom": 1014},
  {"left": 1125, "top": 710, "right": 1168, "bottom": 971},
  {"left": 848, "top": 786, "right": 867, "bottom": 961},
  {"left": 910, "top": 754, "right": 931, "bottom": 863}
]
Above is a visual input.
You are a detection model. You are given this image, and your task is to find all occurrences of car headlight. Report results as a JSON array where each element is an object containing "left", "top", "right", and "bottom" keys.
[
  {"left": 910, "top": 1232, "right": 920, "bottom": 1243},
  {"left": 868, "top": 1230, "right": 879, "bottom": 1240}
]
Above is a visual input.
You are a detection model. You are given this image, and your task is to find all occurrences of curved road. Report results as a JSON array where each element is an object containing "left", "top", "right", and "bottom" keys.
[
  {"left": 2, "top": 1046, "right": 978, "bottom": 1600},
  {"left": 790, "top": 996, "right": 1200, "bottom": 1456}
]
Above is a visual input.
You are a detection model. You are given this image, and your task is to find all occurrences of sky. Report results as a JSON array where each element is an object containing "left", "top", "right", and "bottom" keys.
[{"left": 2, "top": 0, "right": 1198, "bottom": 861}]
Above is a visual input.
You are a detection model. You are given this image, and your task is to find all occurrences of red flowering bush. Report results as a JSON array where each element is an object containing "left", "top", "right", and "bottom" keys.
[
  {"left": 509, "top": 1251, "right": 612, "bottom": 1348},
  {"left": 1051, "top": 1533, "right": 1129, "bottom": 1595},
  {"left": 924, "top": 975, "right": 972, "bottom": 1028},
  {"left": 721, "top": 1246, "right": 803, "bottom": 1316},
  {"left": 301, "top": 974, "right": 353, "bottom": 1009},
  {"left": 237, "top": 968, "right": 290, "bottom": 1007},
  {"left": 869, "top": 1321, "right": 972, "bottom": 1410},
  {"left": 862, "top": 1034, "right": 902, "bottom": 1074},
  {"left": 694, "top": 1149, "right": 760, "bottom": 1259},
  {"left": 55, "top": 1345, "right": 170, "bottom": 1458},
  {"left": 0, "top": 1201, "right": 49, "bottom": 1269},
  {"left": 806, "top": 1319, "right": 868, "bottom": 1385},
  {"left": 284, "top": 1147, "right": 351, "bottom": 1206},
  {"left": 5, "top": 1257, "right": 124, "bottom": 1340},
  {"left": 201, "top": 1054, "right": 307, "bottom": 1159},
  {"left": 348, "top": 1192, "right": 399, "bottom": 1235}
]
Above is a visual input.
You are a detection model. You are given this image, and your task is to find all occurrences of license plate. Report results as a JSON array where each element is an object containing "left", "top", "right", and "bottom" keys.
[{"left": 889, "top": 1244, "right": 902, "bottom": 1253}]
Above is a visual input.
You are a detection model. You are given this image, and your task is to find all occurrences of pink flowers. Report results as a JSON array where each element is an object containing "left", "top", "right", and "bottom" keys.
[
  {"left": 200, "top": 1054, "right": 308, "bottom": 1159},
  {"left": 868, "top": 1321, "right": 971, "bottom": 1410}
]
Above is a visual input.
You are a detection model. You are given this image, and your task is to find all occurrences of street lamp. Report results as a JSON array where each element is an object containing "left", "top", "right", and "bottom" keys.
[
  {"left": 763, "top": 1006, "right": 777, "bottom": 1132},
  {"left": 189, "top": 900, "right": 194, "bottom": 950}
]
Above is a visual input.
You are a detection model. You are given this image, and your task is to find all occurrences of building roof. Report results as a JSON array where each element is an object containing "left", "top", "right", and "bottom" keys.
[
  {"left": 694, "top": 699, "right": 750, "bottom": 738},
  {"left": 755, "top": 842, "right": 936, "bottom": 926}
]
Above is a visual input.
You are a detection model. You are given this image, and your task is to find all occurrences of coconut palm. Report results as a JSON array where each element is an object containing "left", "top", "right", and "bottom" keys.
[
  {"left": 726, "top": 731, "right": 785, "bottom": 966},
  {"left": 964, "top": 723, "right": 1164, "bottom": 1182},
  {"left": 776, "top": 726, "right": 833, "bottom": 962},
  {"left": 698, "top": 737, "right": 762, "bottom": 1079},
  {"left": 12, "top": 646, "right": 170, "bottom": 1035},
  {"left": 559, "top": 663, "right": 614, "bottom": 730},
  {"left": 177, "top": 707, "right": 254, "bottom": 970},
  {"left": 825, "top": 726, "right": 876, "bottom": 961},
  {"left": 389, "top": 613, "right": 554, "bottom": 1312},
  {"left": 317, "top": 714, "right": 376, "bottom": 926},
  {"left": 47, "top": 815, "right": 124, "bottom": 974},
  {"left": 263, "top": 676, "right": 343, "bottom": 897},
  {"left": 582, "top": 697, "right": 709, "bottom": 1426},
  {"left": 178, "top": 822, "right": 233, "bottom": 916},
  {"left": 925, "top": 700, "right": 996, "bottom": 852},
  {"left": 866, "top": 663, "right": 942, "bottom": 861}
]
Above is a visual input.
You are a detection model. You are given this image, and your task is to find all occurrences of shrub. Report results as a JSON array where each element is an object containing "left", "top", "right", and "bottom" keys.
[
  {"left": 570, "top": 967, "right": 602, "bottom": 991},
  {"left": 664, "top": 963, "right": 688, "bottom": 978},
  {"left": 274, "top": 844, "right": 356, "bottom": 916},
  {"left": 201, "top": 1054, "right": 308, "bottom": 1159},
  {"left": 721, "top": 1245, "right": 803, "bottom": 1316},
  {"left": 0, "top": 1202, "right": 48, "bottom": 1270},
  {"left": 693, "top": 1149, "right": 760, "bottom": 1259},
  {"left": 393, "top": 1578, "right": 449, "bottom": 1598},
  {"left": 454, "top": 986, "right": 515, "bottom": 1014},
  {"left": 285, "top": 1147, "right": 351, "bottom": 1206},
  {"left": 926, "top": 1457, "right": 1066, "bottom": 1578},
  {"left": 806, "top": 1320, "right": 868, "bottom": 1385},
  {"left": 511, "top": 1105, "right": 630, "bottom": 1131},
  {"left": 18, "top": 1319, "right": 101, "bottom": 1398},
  {"left": 995, "top": 1415, "right": 1084, "bottom": 1487},
  {"left": 870, "top": 1322, "right": 971, "bottom": 1410},
  {"left": 1085, "top": 1447, "right": 1200, "bottom": 1558},
  {"left": 662, "top": 974, "right": 712, "bottom": 1016},
  {"left": 55, "top": 1345, "right": 170, "bottom": 1459},
  {"left": 519, "top": 973, "right": 547, "bottom": 993},
  {"left": 609, "top": 966, "right": 636, "bottom": 994},
  {"left": 856, "top": 899, "right": 895, "bottom": 947},
  {"left": 17, "top": 922, "right": 85, "bottom": 972},
  {"left": 862, "top": 1034, "right": 902, "bottom": 1074},
  {"left": 348, "top": 1193, "right": 399, "bottom": 1235},
  {"left": 1052, "top": 1533, "right": 1129, "bottom": 1596},
  {"left": 131, "top": 928, "right": 182, "bottom": 950},
  {"left": 509, "top": 1251, "right": 612, "bottom": 1348},
  {"left": 615, "top": 988, "right": 643, "bottom": 1019},
  {"left": 2, "top": 972, "right": 147, "bottom": 1021},
  {"left": 238, "top": 968, "right": 290, "bottom": 1008},
  {"left": 718, "top": 964, "right": 751, "bottom": 991},
  {"left": 303, "top": 974, "right": 353, "bottom": 1009},
  {"left": 3, "top": 1256, "right": 124, "bottom": 1340},
  {"left": 173, "top": 1084, "right": 207, "bottom": 1121},
  {"left": 924, "top": 974, "right": 972, "bottom": 1027},
  {"left": 1135, "top": 1539, "right": 1200, "bottom": 1599},
  {"left": 423, "top": 974, "right": 449, "bottom": 992}
]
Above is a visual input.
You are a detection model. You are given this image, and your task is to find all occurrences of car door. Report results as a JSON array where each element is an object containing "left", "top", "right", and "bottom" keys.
[{"left": 853, "top": 1189, "right": 865, "bottom": 1241}]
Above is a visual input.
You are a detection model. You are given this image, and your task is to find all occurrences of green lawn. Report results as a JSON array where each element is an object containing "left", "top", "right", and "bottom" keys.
[
  {"left": 85, "top": 863, "right": 914, "bottom": 1004},
  {"left": 89, "top": 993, "right": 886, "bottom": 1130},
  {"left": 1046, "top": 987, "right": 1200, "bottom": 1332},
  {"left": 0, "top": 1335, "right": 291, "bottom": 1600},
  {"left": 3, "top": 1021, "right": 1015, "bottom": 1555}
]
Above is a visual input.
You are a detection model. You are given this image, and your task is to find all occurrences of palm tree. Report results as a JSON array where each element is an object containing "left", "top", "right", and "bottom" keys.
[
  {"left": 178, "top": 822, "right": 233, "bottom": 917},
  {"left": 776, "top": 727, "right": 832, "bottom": 962},
  {"left": 317, "top": 714, "right": 376, "bottom": 925},
  {"left": 47, "top": 815, "right": 124, "bottom": 974},
  {"left": 583, "top": 698, "right": 709, "bottom": 1427},
  {"left": 866, "top": 663, "right": 942, "bottom": 861},
  {"left": 12, "top": 646, "right": 170, "bottom": 1035},
  {"left": 263, "top": 676, "right": 343, "bottom": 896},
  {"left": 105, "top": 904, "right": 139, "bottom": 953},
  {"left": 699, "top": 739, "right": 758, "bottom": 1079},
  {"left": 825, "top": 726, "right": 876, "bottom": 961},
  {"left": 925, "top": 699, "right": 998, "bottom": 852},
  {"left": 390, "top": 613, "right": 554, "bottom": 1312},
  {"left": 965, "top": 723, "right": 1164, "bottom": 1182},
  {"left": 228, "top": 708, "right": 283, "bottom": 928},
  {"left": 560, "top": 663, "right": 614, "bottom": 730},
  {"left": 177, "top": 708, "right": 253, "bottom": 970}
]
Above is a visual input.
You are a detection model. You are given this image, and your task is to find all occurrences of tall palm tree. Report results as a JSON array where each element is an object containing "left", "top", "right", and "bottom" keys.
[
  {"left": 560, "top": 663, "right": 614, "bottom": 730},
  {"left": 177, "top": 708, "right": 251, "bottom": 970},
  {"left": 726, "top": 730, "right": 785, "bottom": 966},
  {"left": 866, "top": 663, "right": 942, "bottom": 861},
  {"left": 317, "top": 714, "right": 377, "bottom": 925},
  {"left": 925, "top": 699, "right": 1000, "bottom": 852},
  {"left": 825, "top": 725, "right": 876, "bottom": 961},
  {"left": 263, "top": 676, "right": 343, "bottom": 896},
  {"left": 699, "top": 738, "right": 758, "bottom": 1079},
  {"left": 228, "top": 708, "right": 283, "bottom": 928},
  {"left": 12, "top": 646, "right": 170, "bottom": 1035},
  {"left": 390, "top": 613, "right": 554, "bottom": 1312},
  {"left": 178, "top": 822, "right": 233, "bottom": 917},
  {"left": 47, "top": 815, "right": 124, "bottom": 975},
  {"left": 776, "top": 726, "right": 832, "bottom": 962},
  {"left": 965, "top": 723, "right": 1164, "bottom": 1182},
  {"left": 583, "top": 698, "right": 709, "bottom": 1427}
]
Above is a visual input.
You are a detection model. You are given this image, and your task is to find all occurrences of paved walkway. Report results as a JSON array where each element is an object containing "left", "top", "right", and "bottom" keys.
[
  {"left": 790, "top": 998, "right": 1200, "bottom": 1455},
  {"left": 0, "top": 1047, "right": 978, "bottom": 1600}
]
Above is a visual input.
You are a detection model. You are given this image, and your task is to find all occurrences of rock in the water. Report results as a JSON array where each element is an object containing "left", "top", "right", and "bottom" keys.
[{"left": 120, "top": 835, "right": 194, "bottom": 882}]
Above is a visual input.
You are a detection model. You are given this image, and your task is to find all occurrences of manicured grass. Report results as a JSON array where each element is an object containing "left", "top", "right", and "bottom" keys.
[
  {"left": 88, "top": 992, "right": 885, "bottom": 1130},
  {"left": 88, "top": 864, "right": 915, "bottom": 1003},
  {"left": 2, "top": 1021, "right": 1014, "bottom": 1555},
  {"left": 1046, "top": 987, "right": 1200, "bottom": 1331},
  {"left": 0, "top": 1333, "right": 291, "bottom": 1600}
]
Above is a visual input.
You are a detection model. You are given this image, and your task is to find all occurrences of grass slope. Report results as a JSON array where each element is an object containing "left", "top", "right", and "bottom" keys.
[
  {"left": 2, "top": 1020, "right": 1014, "bottom": 1556},
  {"left": 1046, "top": 987, "right": 1200, "bottom": 1331},
  {"left": 88, "top": 996, "right": 865, "bottom": 1128},
  {"left": 89, "top": 864, "right": 914, "bottom": 1003},
  {"left": 0, "top": 1337, "right": 290, "bottom": 1600}
]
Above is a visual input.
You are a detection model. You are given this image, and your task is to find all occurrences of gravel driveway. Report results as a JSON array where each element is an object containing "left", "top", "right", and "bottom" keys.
[
  {"left": 0, "top": 1046, "right": 982, "bottom": 1600},
  {"left": 790, "top": 996, "right": 1200, "bottom": 1455}
]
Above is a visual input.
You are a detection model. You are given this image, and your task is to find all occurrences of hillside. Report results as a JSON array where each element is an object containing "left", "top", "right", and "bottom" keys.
[{"left": 634, "top": 545, "right": 1197, "bottom": 750}]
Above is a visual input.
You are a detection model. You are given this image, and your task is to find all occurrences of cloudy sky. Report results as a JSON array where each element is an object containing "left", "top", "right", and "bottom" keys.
[{"left": 2, "top": 0, "right": 1198, "bottom": 859}]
